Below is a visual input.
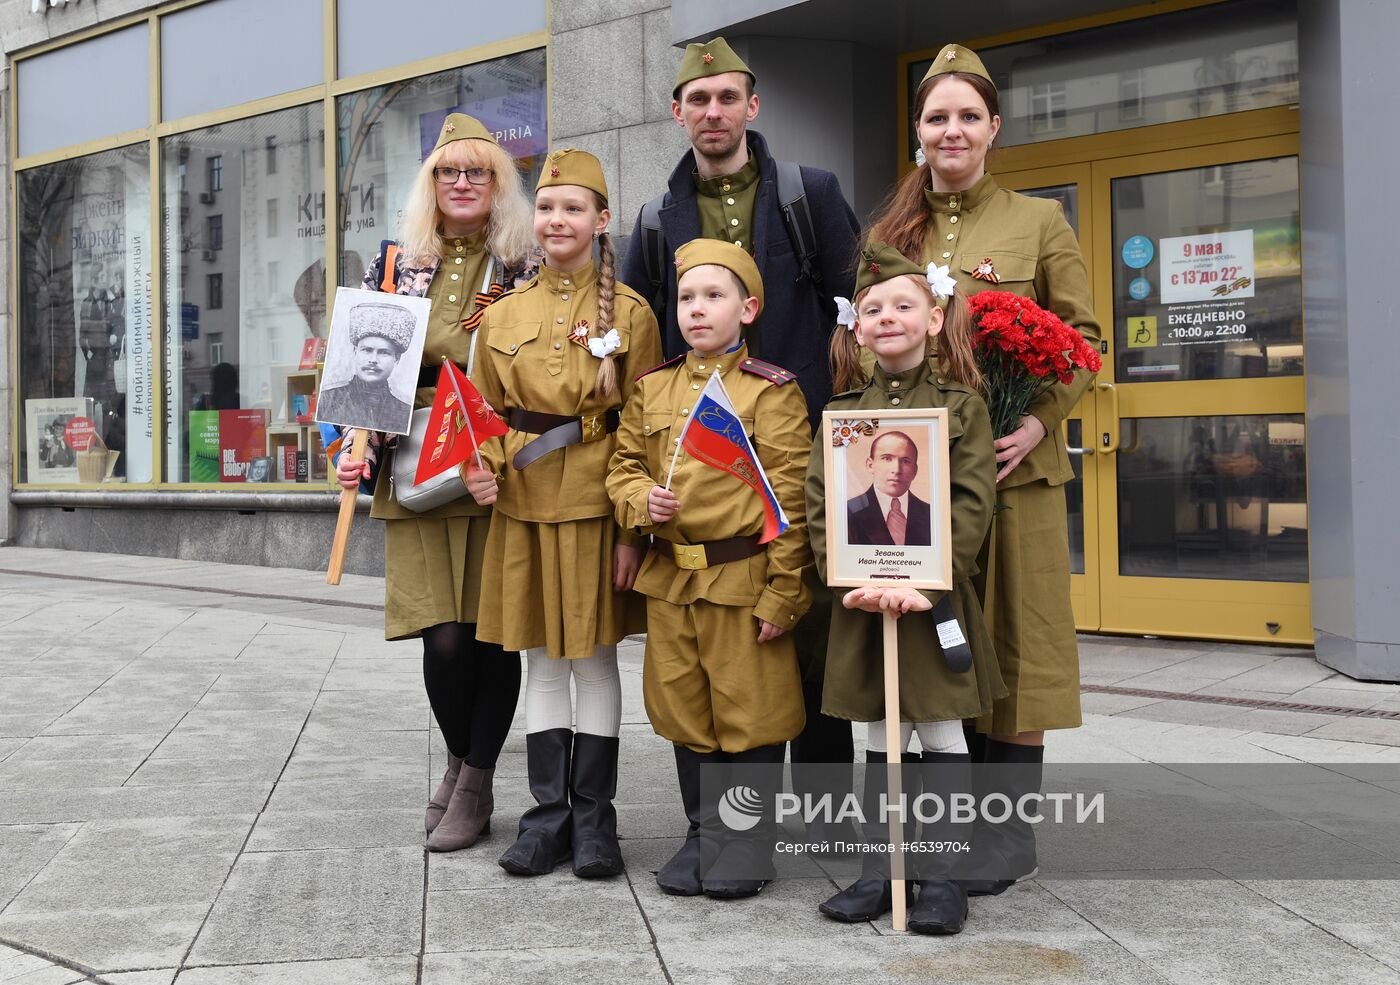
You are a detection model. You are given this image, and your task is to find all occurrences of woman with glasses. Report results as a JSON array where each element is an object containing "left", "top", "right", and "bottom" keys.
[{"left": 335, "top": 113, "right": 538, "bottom": 852}]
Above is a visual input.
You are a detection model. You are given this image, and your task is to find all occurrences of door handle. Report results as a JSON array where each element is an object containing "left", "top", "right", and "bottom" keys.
[
  {"left": 1066, "top": 445, "right": 1095, "bottom": 456},
  {"left": 1097, "top": 382, "right": 1120, "bottom": 453}
]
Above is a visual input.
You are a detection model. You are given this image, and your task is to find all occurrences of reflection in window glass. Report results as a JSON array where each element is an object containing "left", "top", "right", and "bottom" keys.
[
  {"left": 1117, "top": 415, "right": 1307, "bottom": 583},
  {"left": 162, "top": 105, "right": 325, "bottom": 484},
  {"left": 1112, "top": 157, "right": 1300, "bottom": 383},
  {"left": 904, "top": 0, "right": 1297, "bottom": 156},
  {"left": 334, "top": 49, "right": 548, "bottom": 288},
  {"left": 16, "top": 145, "right": 154, "bottom": 484}
]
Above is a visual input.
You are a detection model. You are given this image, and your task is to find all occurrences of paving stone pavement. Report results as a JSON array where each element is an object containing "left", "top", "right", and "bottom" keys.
[{"left": 3, "top": 546, "right": 1400, "bottom": 984}]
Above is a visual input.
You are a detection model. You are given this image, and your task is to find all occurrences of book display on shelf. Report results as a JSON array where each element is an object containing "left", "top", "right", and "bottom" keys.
[
  {"left": 25, "top": 397, "right": 95, "bottom": 483},
  {"left": 217, "top": 409, "right": 269, "bottom": 483},
  {"left": 189, "top": 410, "right": 222, "bottom": 482},
  {"left": 280, "top": 445, "right": 300, "bottom": 482},
  {"left": 299, "top": 337, "right": 328, "bottom": 370}
]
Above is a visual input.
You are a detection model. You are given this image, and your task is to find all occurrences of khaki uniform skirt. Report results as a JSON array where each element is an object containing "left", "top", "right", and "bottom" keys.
[
  {"left": 476, "top": 513, "right": 643, "bottom": 659},
  {"left": 382, "top": 514, "right": 492, "bottom": 641},
  {"left": 975, "top": 480, "right": 1082, "bottom": 734}
]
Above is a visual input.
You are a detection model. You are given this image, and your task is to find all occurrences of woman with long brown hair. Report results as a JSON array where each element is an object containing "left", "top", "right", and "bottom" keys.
[{"left": 864, "top": 45, "right": 1101, "bottom": 895}]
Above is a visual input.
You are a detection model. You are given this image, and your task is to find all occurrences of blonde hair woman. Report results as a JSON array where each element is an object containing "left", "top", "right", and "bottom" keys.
[{"left": 335, "top": 113, "right": 539, "bottom": 854}]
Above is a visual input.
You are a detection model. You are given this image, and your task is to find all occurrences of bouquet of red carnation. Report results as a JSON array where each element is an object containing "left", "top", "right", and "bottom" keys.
[{"left": 967, "top": 290, "right": 1102, "bottom": 439}]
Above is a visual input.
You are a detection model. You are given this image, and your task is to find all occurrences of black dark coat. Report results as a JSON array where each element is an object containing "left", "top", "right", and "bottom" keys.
[
  {"left": 845, "top": 487, "right": 932, "bottom": 547},
  {"left": 620, "top": 130, "right": 859, "bottom": 426}
]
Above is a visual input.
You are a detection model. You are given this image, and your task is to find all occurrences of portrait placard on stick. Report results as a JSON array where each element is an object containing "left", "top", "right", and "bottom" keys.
[
  {"left": 821, "top": 408, "right": 953, "bottom": 591},
  {"left": 315, "top": 288, "right": 430, "bottom": 436},
  {"left": 319, "top": 288, "right": 430, "bottom": 586}
]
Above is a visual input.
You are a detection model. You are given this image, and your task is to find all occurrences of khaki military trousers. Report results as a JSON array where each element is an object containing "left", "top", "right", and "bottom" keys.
[{"left": 643, "top": 597, "right": 805, "bottom": 754}]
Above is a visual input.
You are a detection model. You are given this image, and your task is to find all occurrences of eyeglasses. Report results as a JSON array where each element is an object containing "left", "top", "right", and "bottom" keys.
[{"left": 433, "top": 166, "right": 493, "bottom": 186}]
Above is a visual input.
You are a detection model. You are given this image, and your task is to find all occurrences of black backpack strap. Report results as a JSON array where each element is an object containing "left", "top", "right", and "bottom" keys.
[
  {"left": 774, "top": 160, "right": 821, "bottom": 288},
  {"left": 638, "top": 194, "right": 669, "bottom": 302}
]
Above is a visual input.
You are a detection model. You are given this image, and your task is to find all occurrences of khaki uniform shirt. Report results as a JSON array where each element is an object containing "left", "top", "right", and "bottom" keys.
[
  {"left": 693, "top": 157, "right": 760, "bottom": 253},
  {"left": 608, "top": 344, "right": 813, "bottom": 629},
  {"left": 921, "top": 174, "right": 1102, "bottom": 489},
  {"left": 370, "top": 233, "right": 493, "bottom": 521},
  {"left": 473, "top": 260, "right": 662, "bottom": 532},
  {"left": 805, "top": 359, "right": 1004, "bottom": 722}
]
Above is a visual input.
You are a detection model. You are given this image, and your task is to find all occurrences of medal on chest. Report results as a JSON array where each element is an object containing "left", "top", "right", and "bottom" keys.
[{"left": 971, "top": 257, "right": 1001, "bottom": 284}]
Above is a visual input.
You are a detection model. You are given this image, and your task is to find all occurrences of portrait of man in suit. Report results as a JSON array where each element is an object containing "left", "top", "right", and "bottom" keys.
[{"left": 846, "top": 430, "right": 932, "bottom": 547}]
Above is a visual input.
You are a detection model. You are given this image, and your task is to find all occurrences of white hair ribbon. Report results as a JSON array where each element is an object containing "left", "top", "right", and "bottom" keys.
[
  {"left": 926, "top": 262, "right": 957, "bottom": 299},
  {"left": 834, "top": 297, "right": 858, "bottom": 331},
  {"left": 587, "top": 328, "right": 621, "bottom": 358}
]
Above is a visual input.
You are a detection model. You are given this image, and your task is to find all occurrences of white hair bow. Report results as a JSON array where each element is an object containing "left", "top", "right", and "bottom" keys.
[
  {"left": 587, "top": 328, "right": 621, "bottom": 358},
  {"left": 926, "top": 263, "right": 957, "bottom": 299},
  {"left": 834, "top": 297, "right": 858, "bottom": 331}
]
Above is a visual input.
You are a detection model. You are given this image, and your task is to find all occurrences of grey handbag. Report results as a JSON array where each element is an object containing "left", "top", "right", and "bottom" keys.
[{"left": 389, "top": 258, "right": 493, "bottom": 513}]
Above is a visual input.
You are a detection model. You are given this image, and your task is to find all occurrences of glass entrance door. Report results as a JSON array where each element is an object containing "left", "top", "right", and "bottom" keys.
[
  {"left": 995, "top": 164, "right": 1101, "bottom": 632},
  {"left": 999, "top": 134, "right": 1308, "bottom": 644}
]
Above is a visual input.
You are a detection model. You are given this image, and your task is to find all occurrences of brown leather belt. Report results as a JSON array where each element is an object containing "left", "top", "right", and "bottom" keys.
[
  {"left": 508, "top": 408, "right": 621, "bottom": 470},
  {"left": 509, "top": 408, "right": 620, "bottom": 435},
  {"left": 653, "top": 533, "right": 765, "bottom": 570}
]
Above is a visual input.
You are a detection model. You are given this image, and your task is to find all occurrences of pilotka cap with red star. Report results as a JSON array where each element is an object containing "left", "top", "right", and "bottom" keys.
[
  {"left": 919, "top": 43, "right": 993, "bottom": 88},
  {"left": 674, "top": 37, "right": 754, "bottom": 97}
]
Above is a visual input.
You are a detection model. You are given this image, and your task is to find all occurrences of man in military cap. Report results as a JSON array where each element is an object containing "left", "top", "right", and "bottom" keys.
[
  {"left": 620, "top": 37, "right": 861, "bottom": 844},
  {"left": 318, "top": 301, "right": 416, "bottom": 433}
]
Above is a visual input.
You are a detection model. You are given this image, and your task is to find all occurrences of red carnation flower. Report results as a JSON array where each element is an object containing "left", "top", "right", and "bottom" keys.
[{"left": 968, "top": 291, "right": 1100, "bottom": 439}]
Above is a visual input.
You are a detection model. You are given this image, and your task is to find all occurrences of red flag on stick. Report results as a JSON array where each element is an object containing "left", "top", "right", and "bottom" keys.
[{"left": 414, "top": 359, "right": 507, "bottom": 484}]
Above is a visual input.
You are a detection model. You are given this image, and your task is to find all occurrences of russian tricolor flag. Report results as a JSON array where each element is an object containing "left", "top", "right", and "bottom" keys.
[{"left": 677, "top": 371, "right": 790, "bottom": 544}]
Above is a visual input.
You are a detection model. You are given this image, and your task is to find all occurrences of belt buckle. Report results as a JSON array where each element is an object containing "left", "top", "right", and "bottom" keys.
[
  {"left": 580, "top": 413, "right": 606, "bottom": 443},
  {"left": 672, "top": 544, "right": 708, "bottom": 570}
]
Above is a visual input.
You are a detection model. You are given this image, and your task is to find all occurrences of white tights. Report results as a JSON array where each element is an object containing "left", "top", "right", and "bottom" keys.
[
  {"left": 523, "top": 645, "right": 621, "bottom": 738},
  {"left": 865, "top": 719, "right": 967, "bottom": 756}
]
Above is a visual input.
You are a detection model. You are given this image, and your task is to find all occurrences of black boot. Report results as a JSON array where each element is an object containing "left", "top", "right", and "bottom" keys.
[
  {"left": 657, "top": 745, "right": 727, "bottom": 896},
  {"left": 819, "top": 750, "right": 917, "bottom": 922},
  {"left": 790, "top": 679, "right": 860, "bottom": 846},
  {"left": 498, "top": 728, "right": 572, "bottom": 876},
  {"left": 569, "top": 732, "right": 623, "bottom": 879},
  {"left": 702, "top": 743, "right": 784, "bottom": 899},
  {"left": 908, "top": 750, "right": 970, "bottom": 935},
  {"left": 959, "top": 739, "right": 1043, "bottom": 896}
]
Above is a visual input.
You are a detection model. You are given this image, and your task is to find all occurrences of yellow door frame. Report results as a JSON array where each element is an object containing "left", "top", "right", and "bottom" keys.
[
  {"left": 991, "top": 162, "right": 1103, "bottom": 632},
  {"left": 1088, "top": 133, "right": 1309, "bottom": 645},
  {"left": 988, "top": 132, "right": 1305, "bottom": 646}
]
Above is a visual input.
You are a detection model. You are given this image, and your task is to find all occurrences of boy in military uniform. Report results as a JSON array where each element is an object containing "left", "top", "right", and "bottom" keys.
[{"left": 607, "top": 240, "right": 811, "bottom": 899}]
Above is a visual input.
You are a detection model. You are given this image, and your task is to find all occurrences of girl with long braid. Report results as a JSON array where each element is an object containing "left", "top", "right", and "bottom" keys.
[{"left": 465, "top": 149, "right": 662, "bottom": 879}]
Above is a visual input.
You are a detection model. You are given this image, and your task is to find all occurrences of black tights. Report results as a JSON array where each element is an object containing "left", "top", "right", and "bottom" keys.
[{"left": 421, "top": 622, "right": 521, "bottom": 770}]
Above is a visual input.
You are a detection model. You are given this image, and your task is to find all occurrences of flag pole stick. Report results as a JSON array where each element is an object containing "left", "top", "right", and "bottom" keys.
[
  {"left": 664, "top": 437, "right": 683, "bottom": 490},
  {"left": 442, "top": 356, "right": 486, "bottom": 472}
]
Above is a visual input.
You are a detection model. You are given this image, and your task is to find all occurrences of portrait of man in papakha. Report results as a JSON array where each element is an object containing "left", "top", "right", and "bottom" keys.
[{"left": 317, "top": 295, "right": 428, "bottom": 436}]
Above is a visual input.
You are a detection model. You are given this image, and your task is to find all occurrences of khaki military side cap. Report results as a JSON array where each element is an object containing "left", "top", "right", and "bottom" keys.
[
  {"left": 674, "top": 37, "right": 755, "bottom": 96},
  {"left": 432, "top": 113, "right": 498, "bottom": 154},
  {"left": 536, "top": 148, "right": 609, "bottom": 201},
  {"left": 919, "top": 43, "right": 993, "bottom": 87},
  {"left": 349, "top": 302, "right": 416, "bottom": 353},
  {"left": 674, "top": 238, "right": 764, "bottom": 315},
  {"left": 854, "top": 243, "right": 926, "bottom": 298}
]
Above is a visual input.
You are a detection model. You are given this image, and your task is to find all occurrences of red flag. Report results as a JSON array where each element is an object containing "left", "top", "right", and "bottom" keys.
[{"left": 414, "top": 361, "right": 507, "bottom": 484}]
